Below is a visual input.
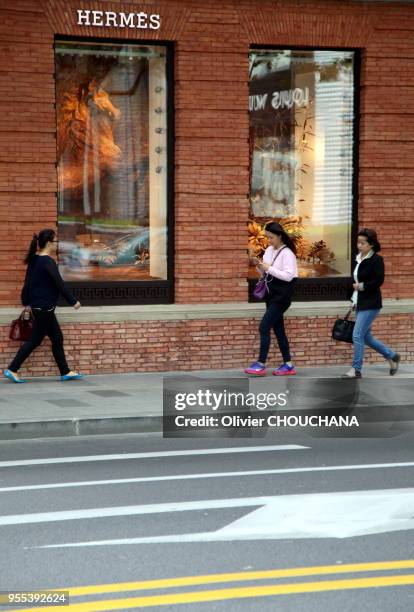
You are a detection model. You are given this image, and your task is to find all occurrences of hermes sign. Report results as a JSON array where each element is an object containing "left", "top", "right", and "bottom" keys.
[{"left": 76, "top": 9, "right": 161, "bottom": 30}]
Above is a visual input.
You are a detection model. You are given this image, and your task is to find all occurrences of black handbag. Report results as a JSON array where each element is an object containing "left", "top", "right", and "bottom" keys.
[{"left": 332, "top": 308, "right": 355, "bottom": 344}]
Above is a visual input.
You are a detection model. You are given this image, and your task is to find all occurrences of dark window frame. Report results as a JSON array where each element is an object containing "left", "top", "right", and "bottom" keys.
[
  {"left": 54, "top": 35, "right": 175, "bottom": 306},
  {"left": 248, "top": 45, "right": 361, "bottom": 302}
]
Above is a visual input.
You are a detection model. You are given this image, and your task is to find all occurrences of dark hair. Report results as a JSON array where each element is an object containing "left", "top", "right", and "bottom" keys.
[
  {"left": 358, "top": 228, "right": 381, "bottom": 253},
  {"left": 24, "top": 228, "right": 56, "bottom": 264},
  {"left": 265, "top": 222, "right": 297, "bottom": 255}
]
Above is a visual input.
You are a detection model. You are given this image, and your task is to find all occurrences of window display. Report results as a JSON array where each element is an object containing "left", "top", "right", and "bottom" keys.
[
  {"left": 55, "top": 40, "right": 169, "bottom": 283},
  {"left": 248, "top": 49, "right": 355, "bottom": 279}
]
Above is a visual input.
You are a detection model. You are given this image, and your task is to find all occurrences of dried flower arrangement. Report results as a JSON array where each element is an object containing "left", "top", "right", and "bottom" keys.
[{"left": 247, "top": 217, "right": 336, "bottom": 266}]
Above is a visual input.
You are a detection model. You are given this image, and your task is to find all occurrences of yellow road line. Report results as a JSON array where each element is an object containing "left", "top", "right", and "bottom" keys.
[
  {"left": 38, "top": 559, "right": 414, "bottom": 597},
  {"left": 11, "top": 573, "right": 414, "bottom": 611}
]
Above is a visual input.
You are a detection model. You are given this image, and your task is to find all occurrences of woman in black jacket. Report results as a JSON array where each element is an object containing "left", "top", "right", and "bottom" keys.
[
  {"left": 342, "top": 228, "right": 400, "bottom": 378},
  {"left": 4, "top": 229, "right": 83, "bottom": 383}
]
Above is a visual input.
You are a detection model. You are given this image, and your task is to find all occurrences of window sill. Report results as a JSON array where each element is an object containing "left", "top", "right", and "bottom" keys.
[{"left": 1, "top": 299, "right": 413, "bottom": 324}]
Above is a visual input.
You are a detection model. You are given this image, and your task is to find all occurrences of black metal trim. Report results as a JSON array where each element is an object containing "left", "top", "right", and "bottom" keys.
[
  {"left": 53, "top": 35, "right": 175, "bottom": 306},
  {"left": 248, "top": 277, "right": 352, "bottom": 303},
  {"left": 248, "top": 45, "right": 361, "bottom": 302},
  {"left": 59, "top": 280, "right": 173, "bottom": 306},
  {"left": 166, "top": 40, "right": 175, "bottom": 305}
]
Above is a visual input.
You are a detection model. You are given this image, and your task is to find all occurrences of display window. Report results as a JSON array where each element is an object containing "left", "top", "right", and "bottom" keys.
[
  {"left": 54, "top": 38, "right": 173, "bottom": 304},
  {"left": 248, "top": 48, "right": 358, "bottom": 299}
]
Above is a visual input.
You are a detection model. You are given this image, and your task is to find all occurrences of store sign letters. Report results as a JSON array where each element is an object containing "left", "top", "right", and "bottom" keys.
[
  {"left": 76, "top": 9, "right": 161, "bottom": 30},
  {"left": 249, "top": 87, "right": 310, "bottom": 112}
]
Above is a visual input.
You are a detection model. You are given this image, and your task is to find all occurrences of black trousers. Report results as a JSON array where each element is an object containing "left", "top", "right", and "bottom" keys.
[
  {"left": 8, "top": 309, "right": 70, "bottom": 376},
  {"left": 258, "top": 301, "right": 291, "bottom": 364}
]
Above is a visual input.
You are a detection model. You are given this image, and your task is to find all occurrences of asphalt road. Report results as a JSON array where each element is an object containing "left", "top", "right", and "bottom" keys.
[{"left": 0, "top": 432, "right": 413, "bottom": 611}]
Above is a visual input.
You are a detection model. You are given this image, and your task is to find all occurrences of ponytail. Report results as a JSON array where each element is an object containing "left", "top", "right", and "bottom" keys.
[
  {"left": 265, "top": 221, "right": 297, "bottom": 255},
  {"left": 24, "top": 234, "right": 38, "bottom": 264},
  {"left": 24, "top": 228, "right": 56, "bottom": 265},
  {"left": 282, "top": 233, "right": 297, "bottom": 255}
]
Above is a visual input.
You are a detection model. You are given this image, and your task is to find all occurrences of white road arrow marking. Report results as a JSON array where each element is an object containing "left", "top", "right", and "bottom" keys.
[{"left": 28, "top": 488, "right": 414, "bottom": 548}]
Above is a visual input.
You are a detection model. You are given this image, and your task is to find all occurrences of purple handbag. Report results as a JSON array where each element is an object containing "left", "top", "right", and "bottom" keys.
[
  {"left": 252, "top": 276, "right": 268, "bottom": 299},
  {"left": 252, "top": 247, "right": 286, "bottom": 300}
]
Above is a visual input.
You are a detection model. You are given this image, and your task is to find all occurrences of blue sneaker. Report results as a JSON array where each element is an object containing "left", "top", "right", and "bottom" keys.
[
  {"left": 244, "top": 362, "right": 267, "bottom": 376},
  {"left": 273, "top": 363, "right": 296, "bottom": 376},
  {"left": 61, "top": 373, "right": 84, "bottom": 381},
  {"left": 4, "top": 369, "right": 27, "bottom": 383}
]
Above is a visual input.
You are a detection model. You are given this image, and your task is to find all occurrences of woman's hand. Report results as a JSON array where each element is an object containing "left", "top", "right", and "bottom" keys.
[
  {"left": 73, "top": 301, "right": 81, "bottom": 310},
  {"left": 252, "top": 256, "right": 269, "bottom": 269}
]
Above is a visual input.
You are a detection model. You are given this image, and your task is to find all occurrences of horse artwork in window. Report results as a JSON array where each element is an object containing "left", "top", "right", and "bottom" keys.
[{"left": 57, "top": 78, "right": 122, "bottom": 197}]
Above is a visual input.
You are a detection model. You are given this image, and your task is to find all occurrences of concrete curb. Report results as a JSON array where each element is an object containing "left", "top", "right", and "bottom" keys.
[{"left": 0, "top": 415, "right": 163, "bottom": 440}]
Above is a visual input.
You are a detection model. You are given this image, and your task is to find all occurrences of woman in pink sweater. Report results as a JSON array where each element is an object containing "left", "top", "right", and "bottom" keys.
[{"left": 245, "top": 222, "right": 298, "bottom": 376}]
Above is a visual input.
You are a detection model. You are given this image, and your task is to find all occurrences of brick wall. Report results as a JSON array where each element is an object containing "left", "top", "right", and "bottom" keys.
[
  {"left": 0, "top": 0, "right": 413, "bottom": 373},
  {"left": 1, "top": 0, "right": 413, "bottom": 306},
  {"left": 1, "top": 311, "right": 413, "bottom": 376}
]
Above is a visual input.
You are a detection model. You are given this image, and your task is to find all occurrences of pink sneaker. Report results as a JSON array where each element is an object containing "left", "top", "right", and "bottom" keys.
[
  {"left": 244, "top": 362, "right": 267, "bottom": 376},
  {"left": 273, "top": 363, "right": 296, "bottom": 376}
]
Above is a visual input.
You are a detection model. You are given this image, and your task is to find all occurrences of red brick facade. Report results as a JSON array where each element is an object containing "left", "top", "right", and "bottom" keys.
[
  {"left": 1, "top": 312, "right": 414, "bottom": 376},
  {"left": 1, "top": 0, "right": 413, "bottom": 374}
]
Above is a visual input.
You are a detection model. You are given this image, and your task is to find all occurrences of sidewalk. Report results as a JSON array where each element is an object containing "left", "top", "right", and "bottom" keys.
[{"left": 1, "top": 364, "right": 413, "bottom": 440}]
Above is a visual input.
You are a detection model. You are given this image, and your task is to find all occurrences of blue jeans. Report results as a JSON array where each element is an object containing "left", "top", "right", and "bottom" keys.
[{"left": 352, "top": 308, "right": 395, "bottom": 371}]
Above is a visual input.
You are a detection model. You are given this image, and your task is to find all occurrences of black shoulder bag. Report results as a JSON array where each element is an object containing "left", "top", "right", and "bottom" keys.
[{"left": 332, "top": 307, "right": 355, "bottom": 344}]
